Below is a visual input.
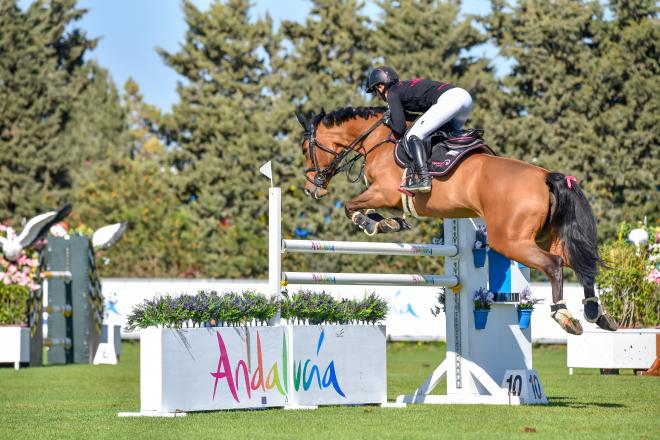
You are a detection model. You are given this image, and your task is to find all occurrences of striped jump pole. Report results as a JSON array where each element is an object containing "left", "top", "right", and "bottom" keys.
[
  {"left": 283, "top": 240, "right": 457, "bottom": 257},
  {"left": 282, "top": 272, "right": 458, "bottom": 287}
]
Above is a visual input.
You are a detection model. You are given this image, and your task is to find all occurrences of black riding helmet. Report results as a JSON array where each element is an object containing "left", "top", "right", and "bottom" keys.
[{"left": 366, "top": 66, "right": 399, "bottom": 93}]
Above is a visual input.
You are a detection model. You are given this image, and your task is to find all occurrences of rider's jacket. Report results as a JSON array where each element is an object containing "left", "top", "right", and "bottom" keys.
[{"left": 386, "top": 79, "right": 455, "bottom": 135}]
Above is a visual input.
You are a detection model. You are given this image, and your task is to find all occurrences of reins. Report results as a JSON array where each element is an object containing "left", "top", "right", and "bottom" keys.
[{"left": 303, "top": 116, "right": 395, "bottom": 187}]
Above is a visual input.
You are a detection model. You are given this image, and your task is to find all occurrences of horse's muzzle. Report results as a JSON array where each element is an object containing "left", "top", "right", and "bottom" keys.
[{"left": 304, "top": 187, "right": 327, "bottom": 199}]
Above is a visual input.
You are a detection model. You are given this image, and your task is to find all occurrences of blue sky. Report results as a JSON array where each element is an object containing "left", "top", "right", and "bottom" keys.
[{"left": 33, "top": 0, "right": 496, "bottom": 111}]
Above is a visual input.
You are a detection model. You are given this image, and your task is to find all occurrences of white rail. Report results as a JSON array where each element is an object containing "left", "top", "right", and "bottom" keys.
[
  {"left": 282, "top": 240, "right": 457, "bottom": 257},
  {"left": 283, "top": 272, "right": 459, "bottom": 287}
]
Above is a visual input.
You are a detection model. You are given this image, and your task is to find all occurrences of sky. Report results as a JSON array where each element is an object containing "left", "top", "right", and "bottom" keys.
[{"left": 25, "top": 0, "right": 497, "bottom": 111}]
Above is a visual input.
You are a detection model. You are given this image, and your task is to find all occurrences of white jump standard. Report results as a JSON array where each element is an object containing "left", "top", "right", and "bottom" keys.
[{"left": 269, "top": 186, "right": 547, "bottom": 406}]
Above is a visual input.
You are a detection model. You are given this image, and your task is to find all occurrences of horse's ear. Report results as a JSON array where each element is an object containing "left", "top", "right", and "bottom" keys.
[
  {"left": 319, "top": 107, "right": 326, "bottom": 118},
  {"left": 295, "top": 111, "right": 308, "bottom": 130}
]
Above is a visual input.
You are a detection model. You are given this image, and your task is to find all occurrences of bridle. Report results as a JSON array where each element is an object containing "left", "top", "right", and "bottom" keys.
[{"left": 302, "top": 115, "right": 394, "bottom": 189}]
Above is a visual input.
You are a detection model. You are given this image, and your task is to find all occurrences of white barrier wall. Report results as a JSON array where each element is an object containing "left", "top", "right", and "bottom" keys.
[{"left": 101, "top": 278, "right": 589, "bottom": 343}]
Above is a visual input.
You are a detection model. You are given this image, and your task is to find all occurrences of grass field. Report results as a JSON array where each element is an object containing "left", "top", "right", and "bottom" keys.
[{"left": 1, "top": 341, "right": 658, "bottom": 439}]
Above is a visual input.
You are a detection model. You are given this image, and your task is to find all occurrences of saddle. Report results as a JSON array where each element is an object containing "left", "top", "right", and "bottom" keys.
[{"left": 394, "top": 128, "right": 495, "bottom": 177}]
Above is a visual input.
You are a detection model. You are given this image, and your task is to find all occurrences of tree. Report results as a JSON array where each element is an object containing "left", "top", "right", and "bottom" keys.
[
  {"left": 367, "top": 0, "right": 500, "bottom": 269},
  {"left": 157, "top": 0, "right": 275, "bottom": 278},
  {"left": 60, "top": 62, "right": 128, "bottom": 175},
  {"left": 485, "top": 0, "right": 658, "bottom": 237},
  {"left": 372, "top": 0, "right": 500, "bottom": 127},
  {"left": 272, "top": 0, "right": 413, "bottom": 275},
  {"left": 0, "top": 0, "right": 97, "bottom": 221},
  {"left": 71, "top": 79, "right": 196, "bottom": 277}
]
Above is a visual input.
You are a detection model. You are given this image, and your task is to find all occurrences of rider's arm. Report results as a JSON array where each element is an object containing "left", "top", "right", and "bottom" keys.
[{"left": 386, "top": 89, "right": 406, "bottom": 136}]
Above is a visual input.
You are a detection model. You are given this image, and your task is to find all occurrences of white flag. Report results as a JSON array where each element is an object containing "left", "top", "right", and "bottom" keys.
[{"left": 259, "top": 161, "right": 273, "bottom": 186}]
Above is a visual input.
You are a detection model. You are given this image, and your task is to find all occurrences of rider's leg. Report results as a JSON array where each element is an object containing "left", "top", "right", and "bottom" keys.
[
  {"left": 403, "top": 88, "right": 473, "bottom": 192},
  {"left": 408, "top": 88, "right": 473, "bottom": 140},
  {"left": 400, "top": 135, "right": 432, "bottom": 193}
]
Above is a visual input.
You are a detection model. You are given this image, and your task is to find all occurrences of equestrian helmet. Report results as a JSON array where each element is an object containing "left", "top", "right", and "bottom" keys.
[{"left": 366, "top": 66, "right": 399, "bottom": 93}]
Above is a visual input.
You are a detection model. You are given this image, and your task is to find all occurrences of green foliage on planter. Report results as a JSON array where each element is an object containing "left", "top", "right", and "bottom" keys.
[
  {"left": 126, "top": 289, "right": 389, "bottom": 330},
  {"left": 597, "top": 240, "right": 659, "bottom": 328},
  {"left": 0, "top": 284, "right": 30, "bottom": 326},
  {"left": 280, "top": 290, "right": 388, "bottom": 325}
]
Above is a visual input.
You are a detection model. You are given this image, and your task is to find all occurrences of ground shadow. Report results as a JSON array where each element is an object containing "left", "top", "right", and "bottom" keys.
[{"left": 547, "top": 396, "right": 625, "bottom": 409}]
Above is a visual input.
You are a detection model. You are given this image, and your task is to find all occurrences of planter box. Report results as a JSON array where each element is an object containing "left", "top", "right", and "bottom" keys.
[
  {"left": 0, "top": 327, "right": 30, "bottom": 369},
  {"left": 567, "top": 329, "right": 660, "bottom": 373},
  {"left": 134, "top": 324, "right": 386, "bottom": 414}
]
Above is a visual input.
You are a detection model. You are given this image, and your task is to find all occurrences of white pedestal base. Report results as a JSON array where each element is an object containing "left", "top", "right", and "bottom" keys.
[{"left": 396, "top": 358, "right": 547, "bottom": 406}]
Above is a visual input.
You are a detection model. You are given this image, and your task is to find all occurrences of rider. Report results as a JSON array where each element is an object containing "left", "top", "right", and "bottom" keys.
[{"left": 366, "top": 66, "right": 473, "bottom": 193}]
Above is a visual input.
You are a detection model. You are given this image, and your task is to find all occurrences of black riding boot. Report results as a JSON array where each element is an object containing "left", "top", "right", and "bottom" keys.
[{"left": 401, "top": 135, "right": 432, "bottom": 193}]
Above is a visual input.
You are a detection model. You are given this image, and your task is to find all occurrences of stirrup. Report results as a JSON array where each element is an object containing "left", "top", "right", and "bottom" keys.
[{"left": 401, "top": 173, "right": 431, "bottom": 193}]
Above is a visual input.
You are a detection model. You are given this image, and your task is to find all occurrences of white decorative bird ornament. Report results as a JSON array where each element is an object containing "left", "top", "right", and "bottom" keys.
[
  {"left": 0, "top": 203, "right": 72, "bottom": 261},
  {"left": 91, "top": 221, "right": 128, "bottom": 250}
]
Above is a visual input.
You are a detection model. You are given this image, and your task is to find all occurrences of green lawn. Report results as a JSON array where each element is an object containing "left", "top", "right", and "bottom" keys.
[{"left": 1, "top": 342, "right": 658, "bottom": 440}]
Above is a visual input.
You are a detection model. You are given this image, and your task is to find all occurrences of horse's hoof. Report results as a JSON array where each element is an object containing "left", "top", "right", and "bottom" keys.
[
  {"left": 564, "top": 318, "right": 584, "bottom": 335},
  {"left": 351, "top": 213, "right": 378, "bottom": 235},
  {"left": 552, "top": 309, "right": 583, "bottom": 335},
  {"left": 365, "top": 211, "right": 386, "bottom": 222},
  {"left": 395, "top": 217, "right": 412, "bottom": 230},
  {"left": 596, "top": 314, "right": 618, "bottom": 331},
  {"left": 583, "top": 299, "right": 601, "bottom": 323},
  {"left": 363, "top": 223, "right": 378, "bottom": 236}
]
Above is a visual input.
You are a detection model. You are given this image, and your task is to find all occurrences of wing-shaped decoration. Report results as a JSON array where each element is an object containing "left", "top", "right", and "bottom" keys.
[
  {"left": 2, "top": 203, "right": 72, "bottom": 261},
  {"left": 92, "top": 222, "right": 128, "bottom": 250},
  {"left": 18, "top": 203, "right": 72, "bottom": 248}
]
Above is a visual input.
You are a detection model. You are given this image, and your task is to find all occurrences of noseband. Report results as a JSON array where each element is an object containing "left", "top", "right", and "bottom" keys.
[{"left": 302, "top": 116, "right": 392, "bottom": 188}]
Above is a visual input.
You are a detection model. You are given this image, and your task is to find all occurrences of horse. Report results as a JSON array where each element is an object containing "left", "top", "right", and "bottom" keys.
[{"left": 294, "top": 106, "right": 618, "bottom": 335}]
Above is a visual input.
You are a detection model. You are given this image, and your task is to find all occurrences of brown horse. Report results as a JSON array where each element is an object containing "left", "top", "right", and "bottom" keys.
[{"left": 295, "top": 106, "right": 618, "bottom": 335}]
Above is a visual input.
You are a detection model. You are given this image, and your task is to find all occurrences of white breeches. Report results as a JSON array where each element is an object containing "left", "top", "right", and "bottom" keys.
[{"left": 406, "top": 87, "right": 473, "bottom": 141}]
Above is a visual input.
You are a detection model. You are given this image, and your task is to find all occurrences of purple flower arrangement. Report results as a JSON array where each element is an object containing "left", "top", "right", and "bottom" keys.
[
  {"left": 126, "top": 289, "right": 389, "bottom": 330},
  {"left": 517, "top": 286, "right": 543, "bottom": 310},
  {"left": 473, "top": 287, "right": 494, "bottom": 310}
]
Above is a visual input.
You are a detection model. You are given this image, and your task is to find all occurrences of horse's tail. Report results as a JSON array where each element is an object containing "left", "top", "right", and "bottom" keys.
[{"left": 546, "top": 172, "right": 600, "bottom": 291}]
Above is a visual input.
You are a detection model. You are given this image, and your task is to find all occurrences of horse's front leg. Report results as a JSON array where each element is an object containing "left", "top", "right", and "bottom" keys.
[{"left": 344, "top": 185, "right": 410, "bottom": 235}]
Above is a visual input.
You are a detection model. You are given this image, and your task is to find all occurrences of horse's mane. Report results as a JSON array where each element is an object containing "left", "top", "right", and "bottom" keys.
[{"left": 320, "top": 106, "right": 387, "bottom": 128}]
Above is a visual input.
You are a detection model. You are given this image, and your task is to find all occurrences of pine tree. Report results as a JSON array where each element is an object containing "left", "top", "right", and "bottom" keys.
[
  {"left": 157, "top": 0, "right": 275, "bottom": 278},
  {"left": 72, "top": 79, "right": 196, "bottom": 277},
  {"left": 593, "top": 0, "right": 659, "bottom": 230},
  {"left": 271, "top": 0, "right": 397, "bottom": 275},
  {"left": 60, "top": 62, "right": 128, "bottom": 175},
  {"left": 372, "top": 0, "right": 498, "bottom": 116},
  {"left": 485, "top": 0, "right": 658, "bottom": 235},
  {"left": 368, "top": 0, "right": 500, "bottom": 270},
  {"left": 0, "top": 0, "right": 96, "bottom": 221}
]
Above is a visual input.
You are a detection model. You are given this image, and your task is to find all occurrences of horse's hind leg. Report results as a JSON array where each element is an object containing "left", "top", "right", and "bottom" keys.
[
  {"left": 492, "top": 239, "right": 583, "bottom": 335},
  {"left": 549, "top": 239, "right": 618, "bottom": 331}
]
